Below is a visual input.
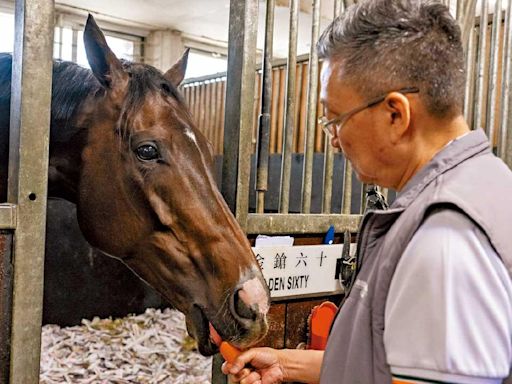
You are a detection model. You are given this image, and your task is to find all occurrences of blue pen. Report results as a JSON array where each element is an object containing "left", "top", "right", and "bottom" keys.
[{"left": 323, "top": 225, "right": 335, "bottom": 245}]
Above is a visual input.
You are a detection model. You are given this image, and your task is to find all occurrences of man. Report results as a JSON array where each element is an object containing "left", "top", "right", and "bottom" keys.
[{"left": 222, "top": 0, "right": 512, "bottom": 383}]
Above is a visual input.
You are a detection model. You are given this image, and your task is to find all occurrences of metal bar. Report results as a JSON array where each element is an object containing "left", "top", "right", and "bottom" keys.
[
  {"left": 473, "top": 0, "right": 488, "bottom": 131},
  {"left": 256, "top": 0, "right": 275, "bottom": 213},
  {"left": 0, "top": 205, "right": 16, "bottom": 230},
  {"left": 334, "top": 0, "right": 344, "bottom": 16},
  {"left": 461, "top": 0, "right": 478, "bottom": 51},
  {"left": 246, "top": 213, "right": 362, "bottom": 235},
  {"left": 322, "top": 139, "right": 334, "bottom": 213},
  {"left": 341, "top": 159, "right": 352, "bottom": 214},
  {"left": 8, "top": 0, "right": 53, "bottom": 382},
  {"left": 360, "top": 183, "right": 367, "bottom": 214},
  {"left": 486, "top": 0, "right": 502, "bottom": 145},
  {"left": 279, "top": 0, "right": 299, "bottom": 213},
  {"left": 322, "top": 1, "right": 344, "bottom": 214},
  {"left": 222, "top": 0, "right": 259, "bottom": 226},
  {"left": 456, "top": 0, "right": 463, "bottom": 21},
  {"left": 464, "top": 27, "right": 476, "bottom": 125},
  {"left": 499, "top": 0, "right": 512, "bottom": 158},
  {"left": 301, "top": 0, "right": 321, "bottom": 214}
]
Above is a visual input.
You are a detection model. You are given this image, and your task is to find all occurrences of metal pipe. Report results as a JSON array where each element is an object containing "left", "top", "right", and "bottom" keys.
[
  {"left": 499, "top": 0, "right": 512, "bottom": 158},
  {"left": 461, "top": 0, "right": 478, "bottom": 51},
  {"left": 321, "top": 0, "right": 345, "bottom": 214},
  {"left": 301, "top": 0, "right": 321, "bottom": 214},
  {"left": 473, "top": 0, "right": 488, "bottom": 131},
  {"left": 256, "top": 0, "right": 275, "bottom": 213},
  {"left": 8, "top": 0, "right": 54, "bottom": 382},
  {"left": 246, "top": 213, "right": 362, "bottom": 235},
  {"left": 464, "top": 27, "right": 476, "bottom": 125},
  {"left": 360, "top": 183, "right": 367, "bottom": 214},
  {"left": 322, "top": 140, "right": 334, "bottom": 213},
  {"left": 456, "top": 0, "right": 465, "bottom": 21},
  {"left": 486, "top": 0, "right": 502, "bottom": 144},
  {"left": 341, "top": 159, "right": 352, "bottom": 214},
  {"left": 334, "top": 0, "right": 344, "bottom": 16},
  {"left": 279, "top": 0, "right": 299, "bottom": 213}
]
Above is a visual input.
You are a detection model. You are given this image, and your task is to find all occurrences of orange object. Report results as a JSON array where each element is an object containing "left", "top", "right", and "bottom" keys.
[
  {"left": 219, "top": 341, "right": 242, "bottom": 363},
  {"left": 209, "top": 323, "right": 242, "bottom": 363},
  {"left": 308, "top": 301, "right": 338, "bottom": 350}
]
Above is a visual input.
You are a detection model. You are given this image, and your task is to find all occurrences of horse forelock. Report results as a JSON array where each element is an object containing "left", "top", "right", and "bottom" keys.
[{"left": 116, "top": 61, "right": 186, "bottom": 142}]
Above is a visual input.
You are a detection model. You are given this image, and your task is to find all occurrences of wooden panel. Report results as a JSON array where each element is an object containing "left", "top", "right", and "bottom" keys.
[
  {"left": 0, "top": 231, "right": 13, "bottom": 384},
  {"left": 254, "top": 302, "right": 286, "bottom": 349},
  {"left": 277, "top": 67, "right": 286, "bottom": 154}
]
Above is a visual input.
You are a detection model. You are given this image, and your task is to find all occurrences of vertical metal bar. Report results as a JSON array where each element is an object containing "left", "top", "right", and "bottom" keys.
[
  {"left": 222, "top": 0, "right": 259, "bottom": 226},
  {"left": 473, "top": 0, "right": 488, "bottom": 131},
  {"left": 457, "top": 0, "right": 464, "bottom": 21},
  {"left": 322, "top": 136, "right": 334, "bottom": 213},
  {"left": 360, "top": 183, "right": 367, "bottom": 214},
  {"left": 256, "top": 0, "right": 275, "bottom": 213},
  {"left": 334, "top": 0, "right": 344, "bottom": 16},
  {"left": 464, "top": 27, "right": 476, "bottom": 125},
  {"left": 279, "top": 0, "right": 299, "bottom": 213},
  {"left": 486, "top": 0, "right": 502, "bottom": 145},
  {"left": 322, "top": 1, "right": 343, "bottom": 214},
  {"left": 301, "top": 0, "right": 321, "bottom": 213},
  {"left": 499, "top": 0, "right": 512, "bottom": 158},
  {"left": 461, "top": 0, "right": 478, "bottom": 50},
  {"left": 297, "top": 63, "right": 308, "bottom": 152},
  {"left": 341, "top": 159, "right": 352, "bottom": 214},
  {"left": 8, "top": 0, "right": 53, "bottom": 382}
]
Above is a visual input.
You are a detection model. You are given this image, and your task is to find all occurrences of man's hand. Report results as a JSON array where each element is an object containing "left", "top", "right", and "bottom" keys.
[{"left": 221, "top": 347, "right": 285, "bottom": 384}]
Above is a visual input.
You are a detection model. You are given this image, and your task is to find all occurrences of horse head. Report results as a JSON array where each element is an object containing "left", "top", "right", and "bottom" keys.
[{"left": 75, "top": 15, "right": 269, "bottom": 355}]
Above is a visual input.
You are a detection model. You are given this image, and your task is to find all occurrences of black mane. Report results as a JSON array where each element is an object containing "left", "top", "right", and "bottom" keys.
[
  {"left": 0, "top": 53, "right": 100, "bottom": 143},
  {"left": 0, "top": 53, "right": 184, "bottom": 144}
]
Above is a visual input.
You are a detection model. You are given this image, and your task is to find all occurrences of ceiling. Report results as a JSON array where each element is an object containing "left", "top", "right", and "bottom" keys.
[{"left": 52, "top": 0, "right": 339, "bottom": 58}]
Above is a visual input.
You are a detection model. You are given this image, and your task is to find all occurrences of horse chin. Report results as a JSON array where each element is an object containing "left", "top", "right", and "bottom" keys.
[{"left": 186, "top": 305, "right": 219, "bottom": 356}]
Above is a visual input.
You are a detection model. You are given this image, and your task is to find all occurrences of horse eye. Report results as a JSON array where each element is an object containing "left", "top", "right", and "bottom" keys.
[{"left": 136, "top": 144, "right": 159, "bottom": 161}]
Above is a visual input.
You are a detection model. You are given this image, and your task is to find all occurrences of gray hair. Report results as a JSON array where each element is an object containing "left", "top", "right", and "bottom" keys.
[{"left": 317, "top": 0, "right": 465, "bottom": 117}]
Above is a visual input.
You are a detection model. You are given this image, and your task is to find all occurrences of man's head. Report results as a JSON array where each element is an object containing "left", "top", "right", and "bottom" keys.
[{"left": 317, "top": 0, "right": 467, "bottom": 190}]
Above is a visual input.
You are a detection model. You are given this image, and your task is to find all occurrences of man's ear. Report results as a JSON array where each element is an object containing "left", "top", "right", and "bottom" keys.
[
  {"left": 164, "top": 48, "right": 190, "bottom": 87},
  {"left": 84, "top": 14, "right": 128, "bottom": 90},
  {"left": 384, "top": 92, "right": 411, "bottom": 143}
]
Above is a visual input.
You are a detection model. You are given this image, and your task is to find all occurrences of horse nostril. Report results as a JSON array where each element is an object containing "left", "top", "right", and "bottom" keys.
[{"left": 233, "top": 289, "right": 257, "bottom": 321}]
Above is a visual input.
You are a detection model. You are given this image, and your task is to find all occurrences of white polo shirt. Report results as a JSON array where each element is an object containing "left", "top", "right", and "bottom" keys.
[{"left": 384, "top": 209, "right": 512, "bottom": 384}]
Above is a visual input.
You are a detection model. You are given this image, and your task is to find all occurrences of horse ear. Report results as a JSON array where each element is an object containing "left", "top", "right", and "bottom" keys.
[
  {"left": 164, "top": 48, "right": 190, "bottom": 87},
  {"left": 84, "top": 14, "right": 127, "bottom": 89}
]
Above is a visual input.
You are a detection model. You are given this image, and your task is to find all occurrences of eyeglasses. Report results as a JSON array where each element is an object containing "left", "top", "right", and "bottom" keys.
[{"left": 319, "top": 87, "right": 420, "bottom": 138}]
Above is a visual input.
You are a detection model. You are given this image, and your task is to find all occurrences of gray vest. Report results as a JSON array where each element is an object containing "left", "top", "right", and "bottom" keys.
[{"left": 320, "top": 129, "right": 512, "bottom": 384}]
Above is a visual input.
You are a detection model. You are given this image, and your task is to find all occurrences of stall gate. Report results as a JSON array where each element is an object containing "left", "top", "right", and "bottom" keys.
[{"left": 212, "top": 0, "right": 512, "bottom": 383}]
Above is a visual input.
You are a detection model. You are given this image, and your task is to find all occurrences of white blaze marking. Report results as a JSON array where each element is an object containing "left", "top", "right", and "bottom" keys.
[{"left": 185, "top": 127, "right": 198, "bottom": 145}]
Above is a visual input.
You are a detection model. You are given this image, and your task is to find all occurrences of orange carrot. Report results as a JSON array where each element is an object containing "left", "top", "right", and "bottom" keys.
[{"left": 220, "top": 341, "right": 242, "bottom": 364}]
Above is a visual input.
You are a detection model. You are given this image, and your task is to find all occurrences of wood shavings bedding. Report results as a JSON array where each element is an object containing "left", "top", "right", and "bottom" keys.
[{"left": 40, "top": 308, "right": 212, "bottom": 383}]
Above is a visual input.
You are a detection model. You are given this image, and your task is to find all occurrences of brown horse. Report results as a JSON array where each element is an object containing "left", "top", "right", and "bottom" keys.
[{"left": 0, "top": 15, "right": 269, "bottom": 355}]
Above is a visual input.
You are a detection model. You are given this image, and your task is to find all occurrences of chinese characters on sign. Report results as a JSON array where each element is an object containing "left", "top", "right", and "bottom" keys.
[{"left": 252, "top": 244, "right": 355, "bottom": 299}]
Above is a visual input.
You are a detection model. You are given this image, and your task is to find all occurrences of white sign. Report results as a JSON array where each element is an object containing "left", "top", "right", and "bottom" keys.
[{"left": 251, "top": 244, "right": 355, "bottom": 299}]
